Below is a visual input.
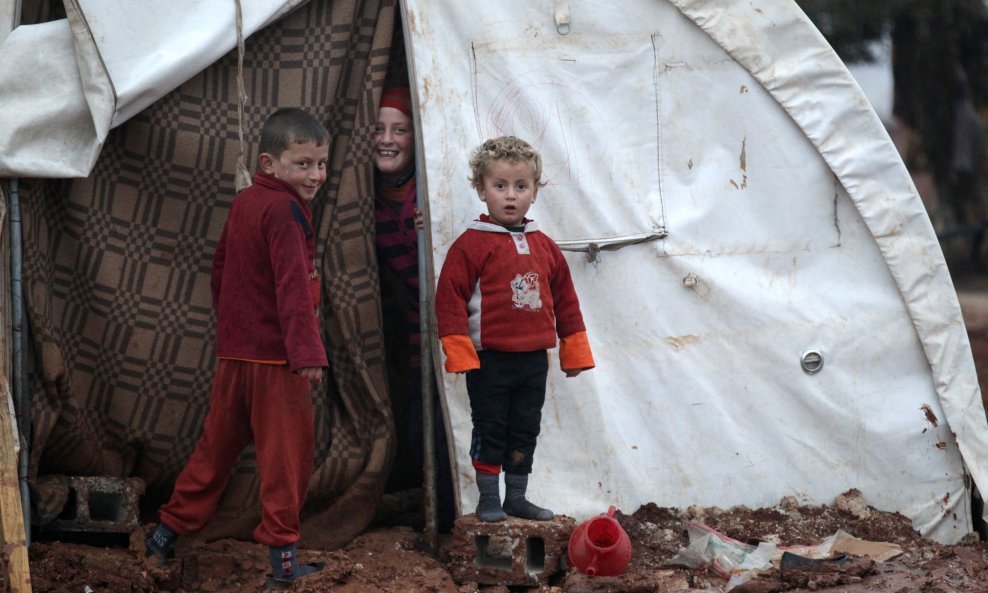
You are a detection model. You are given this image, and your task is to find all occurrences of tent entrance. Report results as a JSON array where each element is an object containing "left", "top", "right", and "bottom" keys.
[
  {"left": 372, "top": 15, "right": 457, "bottom": 537},
  {"left": 13, "top": 0, "right": 451, "bottom": 550}
]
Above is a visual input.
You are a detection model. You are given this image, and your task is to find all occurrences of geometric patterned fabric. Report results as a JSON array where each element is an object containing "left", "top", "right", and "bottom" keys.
[{"left": 19, "top": 0, "right": 398, "bottom": 549}]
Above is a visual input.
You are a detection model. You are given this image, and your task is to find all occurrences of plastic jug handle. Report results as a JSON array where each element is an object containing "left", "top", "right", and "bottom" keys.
[{"left": 606, "top": 505, "right": 616, "bottom": 518}]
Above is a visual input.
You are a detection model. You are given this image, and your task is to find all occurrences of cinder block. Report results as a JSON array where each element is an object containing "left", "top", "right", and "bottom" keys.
[
  {"left": 48, "top": 476, "right": 145, "bottom": 533},
  {"left": 446, "top": 514, "right": 576, "bottom": 586}
]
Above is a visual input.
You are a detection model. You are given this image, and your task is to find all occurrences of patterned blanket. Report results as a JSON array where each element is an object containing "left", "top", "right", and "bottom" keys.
[{"left": 19, "top": 0, "right": 399, "bottom": 549}]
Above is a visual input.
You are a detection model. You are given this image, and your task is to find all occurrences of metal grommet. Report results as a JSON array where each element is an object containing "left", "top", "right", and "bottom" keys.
[
  {"left": 554, "top": 0, "right": 571, "bottom": 35},
  {"left": 800, "top": 350, "right": 824, "bottom": 374}
]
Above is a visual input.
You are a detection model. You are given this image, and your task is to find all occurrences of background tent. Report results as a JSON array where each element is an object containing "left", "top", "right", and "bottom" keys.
[{"left": 0, "top": 0, "right": 986, "bottom": 549}]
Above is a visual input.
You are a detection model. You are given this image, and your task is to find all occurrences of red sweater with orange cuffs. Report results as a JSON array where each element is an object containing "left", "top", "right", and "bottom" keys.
[
  {"left": 211, "top": 173, "right": 328, "bottom": 371},
  {"left": 435, "top": 215, "right": 595, "bottom": 373}
]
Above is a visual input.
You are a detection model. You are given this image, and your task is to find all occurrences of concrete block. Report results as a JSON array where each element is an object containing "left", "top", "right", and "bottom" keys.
[
  {"left": 446, "top": 514, "right": 576, "bottom": 587},
  {"left": 48, "top": 476, "right": 145, "bottom": 533}
]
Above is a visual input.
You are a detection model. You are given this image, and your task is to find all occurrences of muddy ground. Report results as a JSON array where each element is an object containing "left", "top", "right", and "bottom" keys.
[
  {"left": 28, "top": 488, "right": 988, "bottom": 593},
  {"left": 27, "top": 288, "right": 988, "bottom": 593}
]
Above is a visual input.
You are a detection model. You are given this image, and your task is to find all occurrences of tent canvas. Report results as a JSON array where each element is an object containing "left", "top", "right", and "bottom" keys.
[
  {"left": 0, "top": 0, "right": 986, "bottom": 546},
  {"left": 407, "top": 0, "right": 988, "bottom": 544}
]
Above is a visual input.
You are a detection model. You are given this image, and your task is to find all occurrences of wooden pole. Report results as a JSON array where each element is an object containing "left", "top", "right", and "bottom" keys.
[
  {"left": 0, "top": 182, "right": 31, "bottom": 593},
  {"left": 0, "top": 377, "right": 29, "bottom": 593}
]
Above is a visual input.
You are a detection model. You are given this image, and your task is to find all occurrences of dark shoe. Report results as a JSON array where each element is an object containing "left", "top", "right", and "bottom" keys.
[
  {"left": 145, "top": 523, "right": 177, "bottom": 564},
  {"left": 266, "top": 543, "right": 324, "bottom": 588}
]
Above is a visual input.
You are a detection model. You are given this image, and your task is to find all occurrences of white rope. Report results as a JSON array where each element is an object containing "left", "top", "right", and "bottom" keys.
[{"left": 234, "top": 0, "right": 252, "bottom": 191}]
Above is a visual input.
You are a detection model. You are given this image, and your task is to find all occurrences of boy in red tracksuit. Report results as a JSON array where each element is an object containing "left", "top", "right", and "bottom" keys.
[
  {"left": 435, "top": 135, "right": 595, "bottom": 522},
  {"left": 146, "top": 108, "right": 329, "bottom": 585}
]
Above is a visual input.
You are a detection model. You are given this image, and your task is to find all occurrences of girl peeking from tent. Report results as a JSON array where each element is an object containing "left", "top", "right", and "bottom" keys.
[{"left": 373, "top": 87, "right": 455, "bottom": 529}]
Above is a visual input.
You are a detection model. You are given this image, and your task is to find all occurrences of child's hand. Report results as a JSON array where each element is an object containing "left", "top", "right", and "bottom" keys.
[
  {"left": 414, "top": 208, "right": 425, "bottom": 230},
  {"left": 564, "top": 369, "right": 583, "bottom": 378},
  {"left": 297, "top": 367, "right": 324, "bottom": 384}
]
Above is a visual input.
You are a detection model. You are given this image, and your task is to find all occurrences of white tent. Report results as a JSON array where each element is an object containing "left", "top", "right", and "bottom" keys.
[
  {"left": 408, "top": 0, "right": 988, "bottom": 545},
  {"left": 1, "top": 0, "right": 986, "bottom": 545}
]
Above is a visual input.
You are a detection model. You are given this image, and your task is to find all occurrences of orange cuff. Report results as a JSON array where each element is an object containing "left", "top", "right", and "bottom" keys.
[
  {"left": 441, "top": 335, "right": 481, "bottom": 373},
  {"left": 560, "top": 331, "right": 595, "bottom": 371}
]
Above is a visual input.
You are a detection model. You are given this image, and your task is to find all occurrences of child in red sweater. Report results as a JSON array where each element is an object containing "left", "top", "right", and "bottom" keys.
[
  {"left": 146, "top": 108, "right": 329, "bottom": 585},
  {"left": 435, "top": 136, "right": 595, "bottom": 522}
]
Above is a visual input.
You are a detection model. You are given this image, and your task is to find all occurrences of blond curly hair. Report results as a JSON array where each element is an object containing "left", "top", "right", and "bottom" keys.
[{"left": 468, "top": 136, "right": 545, "bottom": 191}]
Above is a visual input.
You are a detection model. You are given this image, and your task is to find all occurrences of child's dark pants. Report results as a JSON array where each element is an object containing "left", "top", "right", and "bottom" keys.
[{"left": 466, "top": 350, "right": 548, "bottom": 474}]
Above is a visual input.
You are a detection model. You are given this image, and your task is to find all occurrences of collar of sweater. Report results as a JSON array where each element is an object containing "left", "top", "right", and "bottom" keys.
[{"left": 469, "top": 214, "right": 538, "bottom": 233}]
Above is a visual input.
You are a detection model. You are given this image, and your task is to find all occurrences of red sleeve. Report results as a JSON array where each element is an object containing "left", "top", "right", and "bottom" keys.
[
  {"left": 266, "top": 206, "right": 328, "bottom": 371},
  {"left": 211, "top": 222, "right": 228, "bottom": 311},
  {"left": 547, "top": 239, "right": 587, "bottom": 339},
  {"left": 435, "top": 237, "right": 478, "bottom": 338}
]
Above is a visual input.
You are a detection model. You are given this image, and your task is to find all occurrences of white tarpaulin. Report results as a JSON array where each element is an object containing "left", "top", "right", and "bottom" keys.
[
  {"left": 404, "top": 0, "right": 988, "bottom": 543},
  {"left": 0, "top": 0, "right": 303, "bottom": 177},
  {"left": 1, "top": 0, "right": 986, "bottom": 544}
]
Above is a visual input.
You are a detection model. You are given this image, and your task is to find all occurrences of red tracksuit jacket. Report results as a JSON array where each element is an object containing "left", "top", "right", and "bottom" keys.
[{"left": 211, "top": 172, "right": 327, "bottom": 371}]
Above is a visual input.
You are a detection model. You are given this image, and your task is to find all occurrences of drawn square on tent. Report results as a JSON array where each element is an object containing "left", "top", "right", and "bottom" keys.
[
  {"left": 654, "top": 47, "right": 842, "bottom": 255},
  {"left": 471, "top": 34, "right": 664, "bottom": 243}
]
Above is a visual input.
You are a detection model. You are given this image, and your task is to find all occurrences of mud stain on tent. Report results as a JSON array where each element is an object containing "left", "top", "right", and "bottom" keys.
[
  {"left": 665, "top": 334, "right": 700, "bottom": 351},
  {"left": 920, "top": 403, "right": 939, "bottom": 427},
  {"left": 729, "top": 137, "right": 748, "bottom": 189}
]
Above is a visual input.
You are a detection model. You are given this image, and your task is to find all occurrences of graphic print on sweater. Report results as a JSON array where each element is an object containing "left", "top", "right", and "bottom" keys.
[{"left": 511, "top": 272, "right": 543, "bottom": 311}]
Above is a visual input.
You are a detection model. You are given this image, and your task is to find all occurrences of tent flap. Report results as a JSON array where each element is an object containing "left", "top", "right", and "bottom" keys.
[{"left": 0, "top": 0, "right": 304, "bottom": 177}]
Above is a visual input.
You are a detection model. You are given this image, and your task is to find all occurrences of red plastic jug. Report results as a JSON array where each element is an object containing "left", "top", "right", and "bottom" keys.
[{"left": 567, "top": 506, "right": 632, "bottom": 576}]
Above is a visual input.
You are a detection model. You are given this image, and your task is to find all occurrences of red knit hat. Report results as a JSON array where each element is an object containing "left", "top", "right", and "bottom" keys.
[{"left": 380, "top": 87, "right": 413, "bottom": 119}]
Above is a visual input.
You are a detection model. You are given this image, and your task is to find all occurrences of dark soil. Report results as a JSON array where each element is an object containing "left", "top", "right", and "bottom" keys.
[
  {"left": 28, "top": 489, "right": 988, "bottom": 593},
  {"left": 29, "top": 284, "right": 988, "bottom": 593}
]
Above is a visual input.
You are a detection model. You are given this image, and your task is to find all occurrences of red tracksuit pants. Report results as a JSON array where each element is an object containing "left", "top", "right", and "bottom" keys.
[{"left": 158, "top": 359, "right": 315, "bottom": 547}]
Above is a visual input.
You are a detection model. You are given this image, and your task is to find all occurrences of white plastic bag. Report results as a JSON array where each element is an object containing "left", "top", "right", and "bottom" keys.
[{"left": 669, "top": 520, "right": 776, "bottom": 580}]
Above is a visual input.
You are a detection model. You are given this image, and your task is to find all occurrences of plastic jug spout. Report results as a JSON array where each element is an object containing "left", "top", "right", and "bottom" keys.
[{"left": 585, "top": 554, "right": 600, "bottom": 577}]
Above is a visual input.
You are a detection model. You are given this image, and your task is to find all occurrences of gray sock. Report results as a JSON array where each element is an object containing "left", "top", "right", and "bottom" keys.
[
  {"left": 475, "top": 471, "right": 507, "bottom": 522},
  {"left": 502, "top": 473, "right": 553, "bottom": 520}
]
